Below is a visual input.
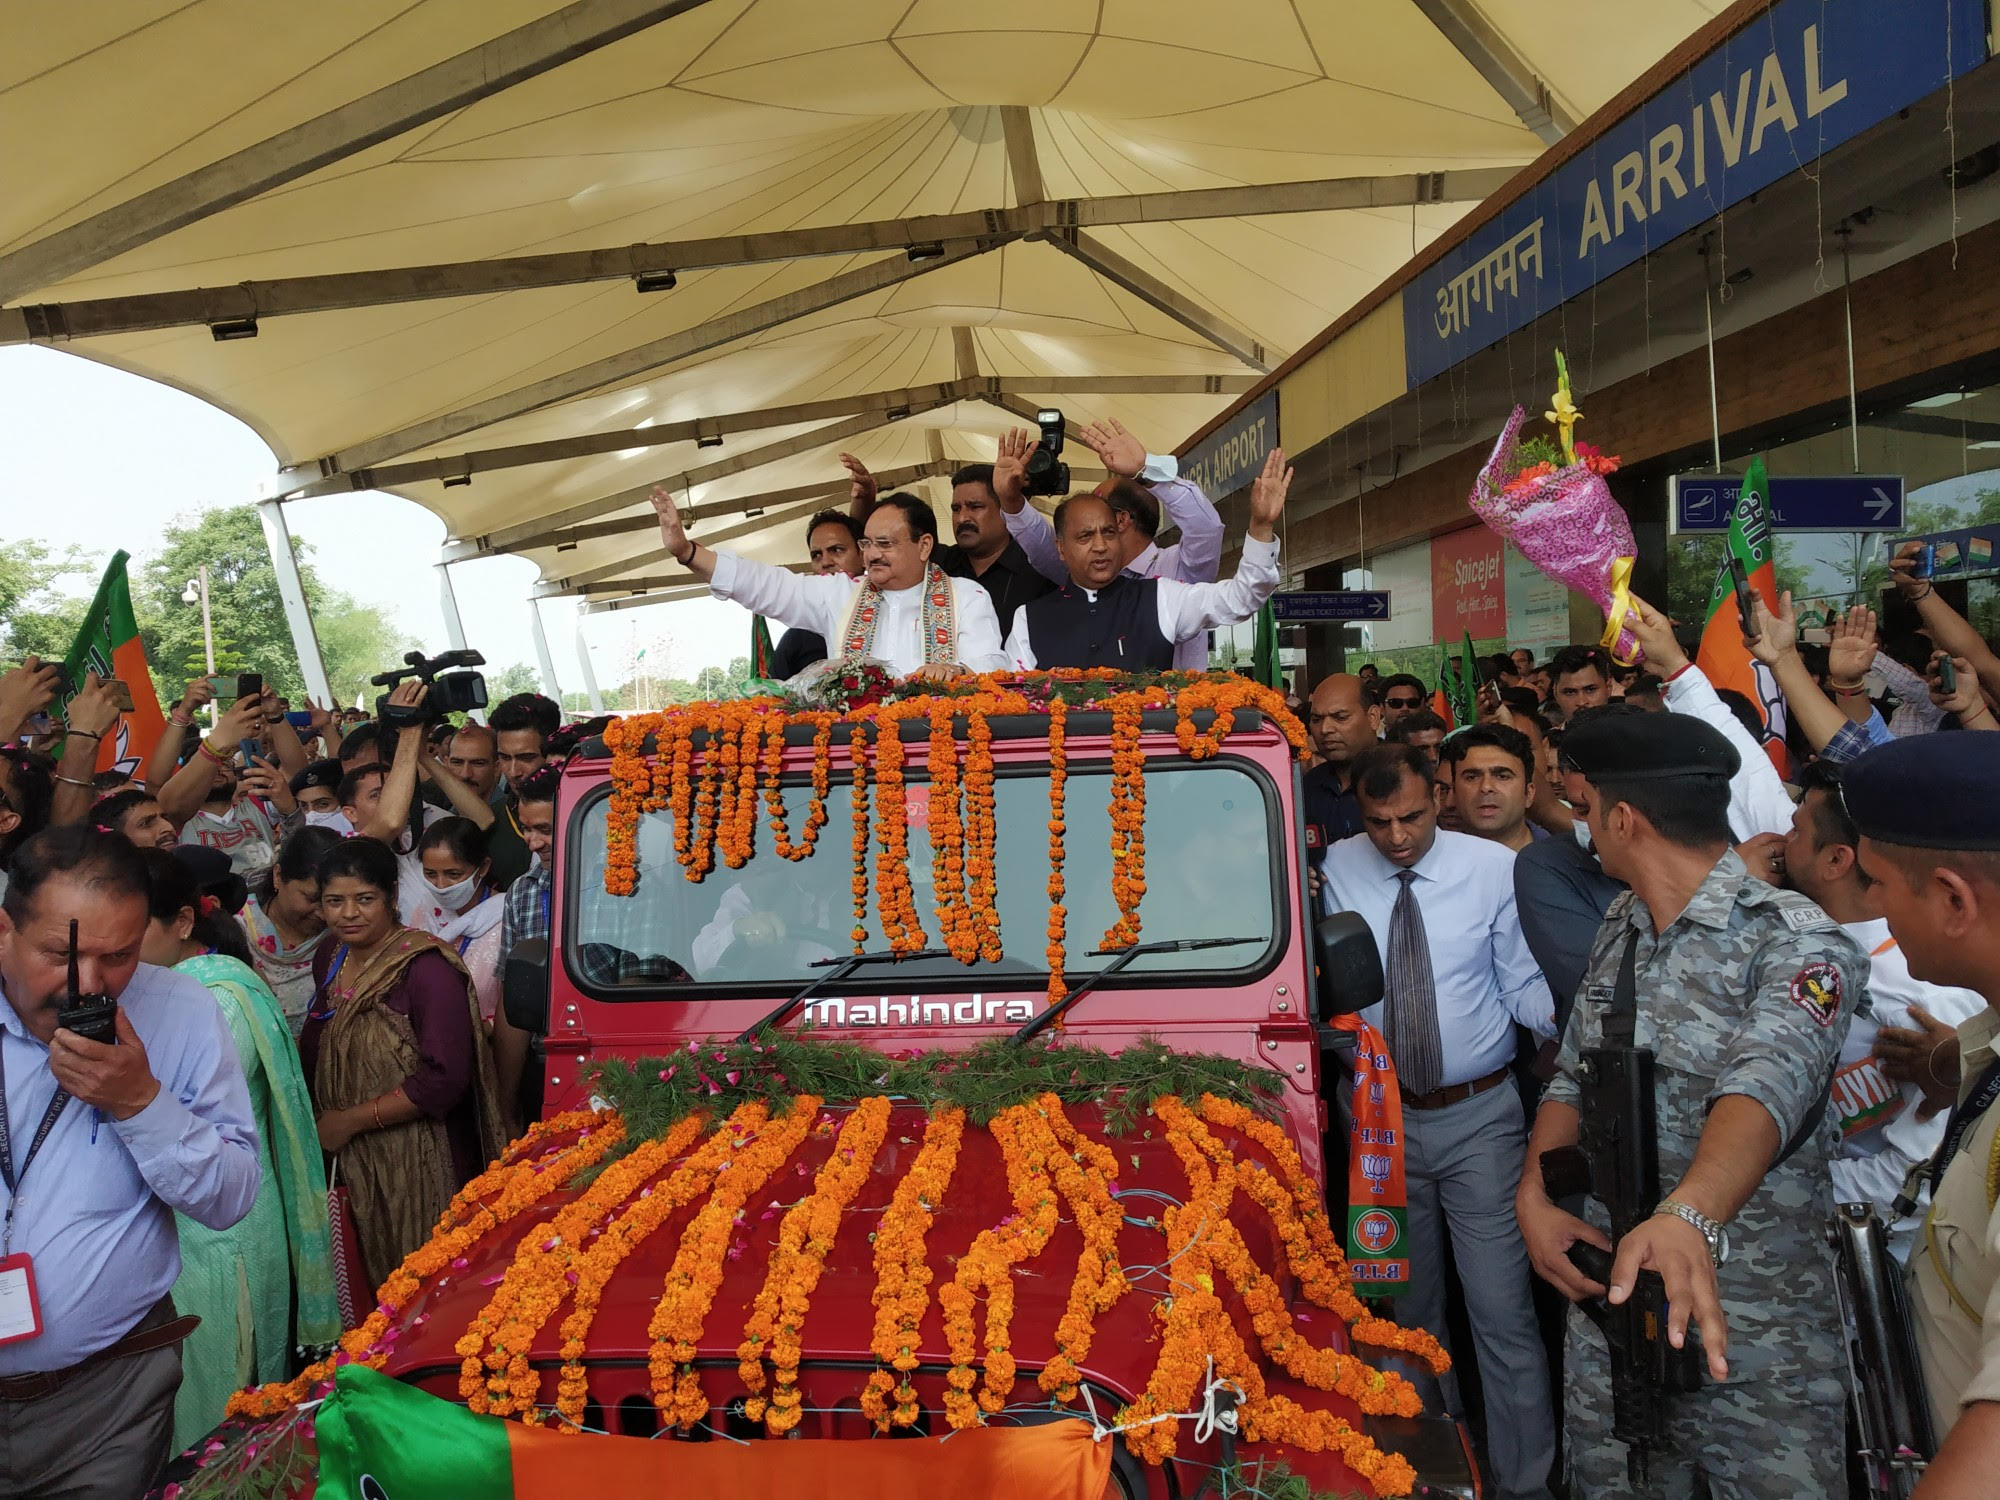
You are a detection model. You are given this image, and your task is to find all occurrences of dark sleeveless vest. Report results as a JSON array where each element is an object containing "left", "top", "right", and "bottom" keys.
[{"left": 1022, "top": 575, "right": 1173, "bottom": 670}]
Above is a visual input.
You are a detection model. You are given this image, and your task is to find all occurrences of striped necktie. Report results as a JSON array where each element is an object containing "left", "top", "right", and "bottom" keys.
[{"left": 1385, "top": 870, "right": 1445, "bottom": 1096}]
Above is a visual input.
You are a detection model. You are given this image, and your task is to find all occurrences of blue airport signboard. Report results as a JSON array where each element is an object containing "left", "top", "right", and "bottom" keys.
[
  {"left": 1670, "top": 474, "right": 1904, "bottom": 534},
  {"left": 1272, "top": 591, "right": 1391, "bottom": 623}
]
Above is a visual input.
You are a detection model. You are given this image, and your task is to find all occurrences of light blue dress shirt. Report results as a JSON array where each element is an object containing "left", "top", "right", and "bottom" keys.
[
  {"left": 0, "top": 962, "right": 261, "bottom": 1373},
  {"left": 1321, "top": 828, "right": 1557, "bottom": 1086}
]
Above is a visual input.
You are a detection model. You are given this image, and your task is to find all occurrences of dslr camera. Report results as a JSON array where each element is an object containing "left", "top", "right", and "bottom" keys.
[
  {"left": 1022, "top": 408, "right": 1069, "bottom": 498},
  {"left": 372, "top": 649, "right": 488, "bottom": 728}
]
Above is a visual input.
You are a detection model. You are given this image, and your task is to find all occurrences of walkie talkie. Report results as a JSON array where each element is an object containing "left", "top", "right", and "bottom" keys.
[{"left": 55, "top": 918, "right": 117, "bottom": 1044}]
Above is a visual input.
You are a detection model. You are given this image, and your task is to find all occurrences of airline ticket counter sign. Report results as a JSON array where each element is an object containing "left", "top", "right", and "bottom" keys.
[{"left": 1401, "top": 0, "right": 1987, "bottom": 387}]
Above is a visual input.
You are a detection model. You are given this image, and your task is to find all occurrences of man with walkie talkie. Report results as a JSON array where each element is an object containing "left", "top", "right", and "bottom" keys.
[
  {"left": 1515, "top": 712, "right": 1867, "bottom": 1497},
  {"left": 0, "top": 825, "right": 259, "bottom": 1499}
]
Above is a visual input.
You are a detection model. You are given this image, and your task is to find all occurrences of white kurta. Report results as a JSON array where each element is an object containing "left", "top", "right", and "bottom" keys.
[{"left": 710, "top": 552, "right": 1010, "bottom": 678}]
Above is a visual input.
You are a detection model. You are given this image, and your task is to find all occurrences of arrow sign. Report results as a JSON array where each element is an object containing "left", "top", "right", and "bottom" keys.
[
  {"left": 1272, "top": 591, "right": 1391, "bottom": 622},
  {"left": 1670, "top": 474, "right": 1905, "bottom": 533}
]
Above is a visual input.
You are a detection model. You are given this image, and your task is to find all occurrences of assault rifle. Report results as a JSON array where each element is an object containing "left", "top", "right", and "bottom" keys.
[
  {"left": 1539, "top": 932, "right": 1702, "bottom": 1487},
  {"left": 1829, "top": 1202, "right": 1934, "bottom": 1498}
]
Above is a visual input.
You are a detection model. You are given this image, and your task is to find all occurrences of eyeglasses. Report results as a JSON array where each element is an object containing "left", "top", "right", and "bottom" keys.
[
  {"left": 1384, "top": 695, "right": 1424, "bottom": 709},
  {"left": 856, "top": 536, "right": 911, "bottom": 553}
]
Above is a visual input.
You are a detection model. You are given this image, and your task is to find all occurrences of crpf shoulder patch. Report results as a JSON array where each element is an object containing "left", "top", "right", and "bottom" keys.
[
  {"left": 1790, "top": 961, "right": 1844, "bottom": 1027},
  {"left": 1779, "top": 900, "right": 1836, "bottom": 933}
]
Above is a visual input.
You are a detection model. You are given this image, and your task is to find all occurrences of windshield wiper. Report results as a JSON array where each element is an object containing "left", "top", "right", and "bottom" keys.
[
  {"left": 737, "top": 947, "right": 953, "bottom": 1042},
  {"left": 1009, "top": 937, "right": 1260, "bottom": 1047}
]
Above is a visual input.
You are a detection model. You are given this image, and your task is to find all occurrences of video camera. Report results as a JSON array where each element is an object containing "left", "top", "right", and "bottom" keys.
[
  {"left": 1022, "top": 408, "right": 1069, "bottom": 498},
  {"left": 371, "top": 648, "right": 488, "bottom": 728}
]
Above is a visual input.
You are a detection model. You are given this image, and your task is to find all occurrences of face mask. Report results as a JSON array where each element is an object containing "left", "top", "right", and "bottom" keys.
[
  {"left": 428, "top": 872, "right": 481, "bottom": 913},
  {"left": 1573, "top": 817, "right": 1594, "bottom": 850},
  {"left": 306, "top": 809, "right": 354, "bottom": 835}
]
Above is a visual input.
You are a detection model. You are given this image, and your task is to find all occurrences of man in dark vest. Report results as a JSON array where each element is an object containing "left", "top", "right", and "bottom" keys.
[{"left": 1002, "top": 446, "right": 1292, "bottom": 670}]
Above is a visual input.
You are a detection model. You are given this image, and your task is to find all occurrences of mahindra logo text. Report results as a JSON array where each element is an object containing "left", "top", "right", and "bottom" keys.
[{"left": 801, "top": 994, "right": 1039, "bottom": 1028}]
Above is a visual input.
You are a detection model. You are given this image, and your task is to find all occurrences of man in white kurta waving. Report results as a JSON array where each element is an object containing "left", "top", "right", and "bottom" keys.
[{"left": 650, "top": 484, "right": 1010, "bottom": 681}]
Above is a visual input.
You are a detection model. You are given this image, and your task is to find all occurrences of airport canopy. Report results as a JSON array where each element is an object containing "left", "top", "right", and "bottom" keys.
[{"left": 0, "top": 0, "right": 1727, "bottom": 606}]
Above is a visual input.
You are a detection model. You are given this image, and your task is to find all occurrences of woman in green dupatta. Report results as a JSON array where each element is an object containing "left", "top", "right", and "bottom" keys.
[{"left": 140, "top": 848, "right": 340, "bottom": 1453}]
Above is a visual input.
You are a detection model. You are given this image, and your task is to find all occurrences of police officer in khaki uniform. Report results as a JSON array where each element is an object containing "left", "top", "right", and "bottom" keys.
[
  {"left": 1515, "top": 715, "right": 1868, "bottom": 1497},
  {"left": 1845, "top": 733, "right": 2000, "bottom": 1496}
]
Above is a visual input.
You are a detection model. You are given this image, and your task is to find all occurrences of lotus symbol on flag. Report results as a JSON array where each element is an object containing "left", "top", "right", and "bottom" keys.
[
  {"left": 1360, "top": 1153, "right": 1394, "bottom": 1192},
  {"left": 1356, "top": 1209, "right": 1399, "bottom": 1252}
]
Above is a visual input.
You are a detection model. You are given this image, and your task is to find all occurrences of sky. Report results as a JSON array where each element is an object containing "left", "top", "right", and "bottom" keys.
[{"left": 0, "top": 346, "right": 748, "bottom": 702}]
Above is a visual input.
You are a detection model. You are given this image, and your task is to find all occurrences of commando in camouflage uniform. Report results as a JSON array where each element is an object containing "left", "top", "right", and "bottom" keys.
[{"left": 1544, "top": 849, "right": 1868, "bottom": 1498}]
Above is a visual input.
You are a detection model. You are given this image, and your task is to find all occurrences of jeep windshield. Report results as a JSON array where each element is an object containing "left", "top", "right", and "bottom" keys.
[{"left": 565, "top": 757, "right": 1282, "bottom": 996}]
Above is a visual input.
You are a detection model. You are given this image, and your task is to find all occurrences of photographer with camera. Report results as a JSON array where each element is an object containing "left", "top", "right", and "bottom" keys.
[
  {"left": 650, "top": 484, "right": 1010, "bottom": 681},
  {"left": 0, "top": 825, "right": 260, "bottom": 1498},
  {"left": 991, "top": 417, "right": 1226, "bottom": 670}
]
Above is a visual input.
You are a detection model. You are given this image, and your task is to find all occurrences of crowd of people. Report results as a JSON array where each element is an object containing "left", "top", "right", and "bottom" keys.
[
  {"left": 1290, "top": 552, "right": 1998, "bottom": 1498},
  {"left": 3, "top": 412, "right": 1999, "bottom": 1499},
  {"left": 0, "top": 670, "right": 580, "bottom": 1496}
]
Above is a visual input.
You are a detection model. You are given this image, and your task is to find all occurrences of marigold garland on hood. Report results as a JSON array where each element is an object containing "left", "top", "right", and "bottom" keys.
[
  {"left": 600, "top": 670, "right": 1305, "bottom": 994},
  {"left": 216, "top": 1043, "right": 1445, "bottom": 1495}
]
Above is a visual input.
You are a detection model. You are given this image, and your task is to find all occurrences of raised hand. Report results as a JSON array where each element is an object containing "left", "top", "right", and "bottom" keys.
[
  {"left": 1928, "top": 650, "right": 1994, "bottom": 727},
  {"left": 651, "top": 484, "right": 691, "bottom": 565},
  {"left": 1887, "top": 540, "right": 1929, "bottom": 598},
  {"left": 241, "top": 754, "right": 295, "bottom": 817},
  {"left": 837, "top": 452, "right": 878, "bottom": 509},
  {"left": 1826, "top": 603, "right": 1879, "bottom": 684},
  {"left": 64, "top": 672, "right": 123, "bottom": 740},
  {"left": 0, "top": 654, "right": 64, "bottom": 739},
  {"left": 1744, "top": 591, "right": 1798, "bottom": 668},
  {"left": 211, "top": 690, "right": 269, "bottom": 748},
  {"left": 1075, "top": 417, "right": 1145, "bottom": 480},
  {"left": 1246, "top": 447, "right": 1293, "bottom": 540},
  {"left": 992, "top": 428, "right": 1037, "bottom": 513},
  {"left": 1625, "top": 594, "right": 1688, "bottom": 677},
  {"left": 178, "top": 676, "right": 216, "bottom": 718}
]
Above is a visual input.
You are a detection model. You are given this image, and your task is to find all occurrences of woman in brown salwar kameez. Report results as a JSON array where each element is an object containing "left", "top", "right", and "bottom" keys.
[{"left": 301, "top": 837, "right": 507, "bottom": 1288}]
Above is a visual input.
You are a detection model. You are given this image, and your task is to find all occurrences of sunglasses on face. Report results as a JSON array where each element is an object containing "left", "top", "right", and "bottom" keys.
[{"left": 1384, "top": 695, "right": 1423, "bottom": 709}]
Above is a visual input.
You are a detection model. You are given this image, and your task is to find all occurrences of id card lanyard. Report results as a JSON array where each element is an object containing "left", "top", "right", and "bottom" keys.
[{"left": 0, "top": 1058, "right": 72, "bottom": 1258}]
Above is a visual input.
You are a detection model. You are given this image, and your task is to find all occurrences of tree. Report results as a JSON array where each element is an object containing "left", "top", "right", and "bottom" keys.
[
  {"left": 137, "top": 505, "right": 414, "bottom": 708},
  {"left": 0, "top": 539, "right": 98, "bottom": 665},
  {"left": 485, "top": 663, "right": 543, "bottom": 703},
  {"left": 1664, "top": 534, "right": 1810, "bottom": 627}
]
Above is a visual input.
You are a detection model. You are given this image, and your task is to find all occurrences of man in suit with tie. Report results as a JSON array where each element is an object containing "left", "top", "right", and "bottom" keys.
[{"left": 1323, "top": 742, "right": 1559, "bottom": 1500}]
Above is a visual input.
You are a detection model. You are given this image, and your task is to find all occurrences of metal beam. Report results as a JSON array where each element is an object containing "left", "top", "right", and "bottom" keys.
[
  {"left": 580, "top": 584, "right": 717, "bottom": 614},
  {"left": 527, "top": 599, "right": 563, "bottom": 702},
  {"left": 1000, "top": 107, "right": 1045, "bottom": 205},
  {"left": 0, "top": 168, "right": 1518, "bottom": 343},
  {"left": 571, "top": 563, "right": 814, "bottom": 606},
  {"left": 255, "top": 500, "right": 334, "bottom": 707},
  {"left": 540, "top": 492, "right": 835, "bottom": 594},
  {"left": 268, "top": 373, "right": 1252, "bottom": 498},
  {"left": 1038, "top": 230, "right": 1281, "bottom": 372},
  {"left": 322, "top": 242, "right": 1000, "bottom": 474},
  {"left": 1410, "top": 0, "right": 1574, "bottom": 146},
  {"left": 0, "top": 0, "right": 715, "bottom": 303}
]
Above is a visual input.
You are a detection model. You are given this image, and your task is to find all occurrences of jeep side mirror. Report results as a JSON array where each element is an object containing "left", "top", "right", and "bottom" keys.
[
  {"left": 1315, "top": 911, "right": 1384, "bottom": 1021},
  {"left": 503, "top": 937, "right": 550, "bottom": 1034}
]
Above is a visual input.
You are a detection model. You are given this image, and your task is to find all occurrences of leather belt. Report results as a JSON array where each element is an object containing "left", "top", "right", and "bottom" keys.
[
  {"left": 1402, "top": 1066, "right": 1511, "bottom": 1112},
  {"left": 0, "top": 1302, "right": 199, "bottom": 1403}
]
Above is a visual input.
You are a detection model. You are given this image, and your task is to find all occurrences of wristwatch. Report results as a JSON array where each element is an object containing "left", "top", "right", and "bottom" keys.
[{"left": 1654, "top": 1198, "right": 1730, "bottom": 1265}]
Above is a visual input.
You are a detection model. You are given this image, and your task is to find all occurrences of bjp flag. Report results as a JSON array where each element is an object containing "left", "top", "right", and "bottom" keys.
[
  {"left": 312, "top": 1363, "right": 1113, "bottom": 1500},
  {"left": 1692, "top": 459, "right": 1789, "bottom": 776},
  {"left": 57, "top": 551, "right": 167, "bottom": 776}
]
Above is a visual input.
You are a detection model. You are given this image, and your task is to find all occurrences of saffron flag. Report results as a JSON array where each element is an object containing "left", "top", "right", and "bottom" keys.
[
  {"left": 313, "top": 1363, "right": 1113, "bottom": 1499},
  {"left": 57, "top": 551, "right": 167, "bottom": 776},
  {"left": 1454, "top": 630, "right": 1481, "bottom": 727},
  {"left": 1693, "top": 458, "right": 1789, "bottom": 775},
  {"left": 1429, "top": 646, "right": 1455, "bottom": 729},
  {"left": 751, "top": 614, "right": 776, "bottom": 679},
  {"left": 1336, "top": 1015, "right": 1411, "bottom": 1296}
]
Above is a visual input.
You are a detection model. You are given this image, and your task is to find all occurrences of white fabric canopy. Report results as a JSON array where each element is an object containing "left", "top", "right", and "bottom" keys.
[{"left": 1, "top": 0, "right": 1727, "bottom": 598}]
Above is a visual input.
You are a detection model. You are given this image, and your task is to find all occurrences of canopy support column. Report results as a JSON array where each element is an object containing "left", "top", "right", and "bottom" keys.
[
  {"left": 574, "top": 620, "right": 605, "bottom": 713},
  {"left": 528, "top": 600, "right": 563, "bottom": 702},
  {"left": 255, "top": 500, "right": 335, "bottom": 708}
]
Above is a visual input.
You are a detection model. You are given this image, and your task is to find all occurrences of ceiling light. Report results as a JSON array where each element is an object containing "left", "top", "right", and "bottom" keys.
[
  {"left": 743, "top": 506, "right": 765, "bottom": 519},
  {"left": 209, "top": 316, "right": 258, "bottom": 341},
  {"left": 633, "top": 269, "right": 678, "bottom": 293},
  {"left": 441, "top": 474, "right": 472, "bottom": 489},
  {"left": 885, "top": 405, "right": 912, "bottom": 422},
  {"left": 906, "top": 242, "right": 945, "bottom": 263},
  {"left": 697, "top": 434, "right": 723, "bottom": 449},
  {"left": 1725, "top": 266, "right": 1754, "bottom": 286}
]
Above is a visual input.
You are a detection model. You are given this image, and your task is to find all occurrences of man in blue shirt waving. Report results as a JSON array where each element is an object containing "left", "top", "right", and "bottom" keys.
[{"left": 0, "top": 826, "right": 260, "bottom": 1499}]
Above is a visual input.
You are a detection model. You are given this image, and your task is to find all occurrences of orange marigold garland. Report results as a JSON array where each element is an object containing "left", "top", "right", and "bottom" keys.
[
  {"left": 861, "top": 1107, "right": 968, "bottom": 1430},
  {"left": 765, "top": 711, "right": 834, "bottom": 861},
  {"left": 739, "top": 1096, "right": 893, "bottom": 1433},
  {"left": 225, "top": 1110, "right": 621, "bottom": 1420},
  {"left": 963, "top": 705, "right": 1002, "bottom": 962},
  {"left": 459, "top": 1112, "right": 711, "bottom": 1416},
  {"left": 1037, "top": 1097, "right": 1127, "bottom": 1403},
  {"left": 937, "top": 1102, "right": 1061, "bottom": 1426},
  {"left": 1101, "top": 692, "right": 1147, "bottom": 950},
  {"left": 647, "top": 1095, "right": 820, "bottom": 1429},
  {"left": 848, "top": 719, "right": 871, "bottom": 951},
  {"left": 1045, "top": 697, "right": 1069, "bottom": 1004},
  {"left": 926, "top": 697, "right": 972, "bottom": 960},
  {"left": 549, "top": 1103, "right": 770, "bottom": 1429},
  {"left": 869, "top": 704, "right": 926, "bottom": 951}
]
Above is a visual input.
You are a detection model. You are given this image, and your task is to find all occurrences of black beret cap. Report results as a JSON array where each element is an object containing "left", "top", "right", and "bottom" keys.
[
  {"left": 1843, "top": 733, "right": 2000, "bottom": 849},
  {"left": 289, "top": 758, "right": 342, "bottom": 796},
  {"left": 1561, "top": 712, "right": 1740, "bottom": 782}
]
